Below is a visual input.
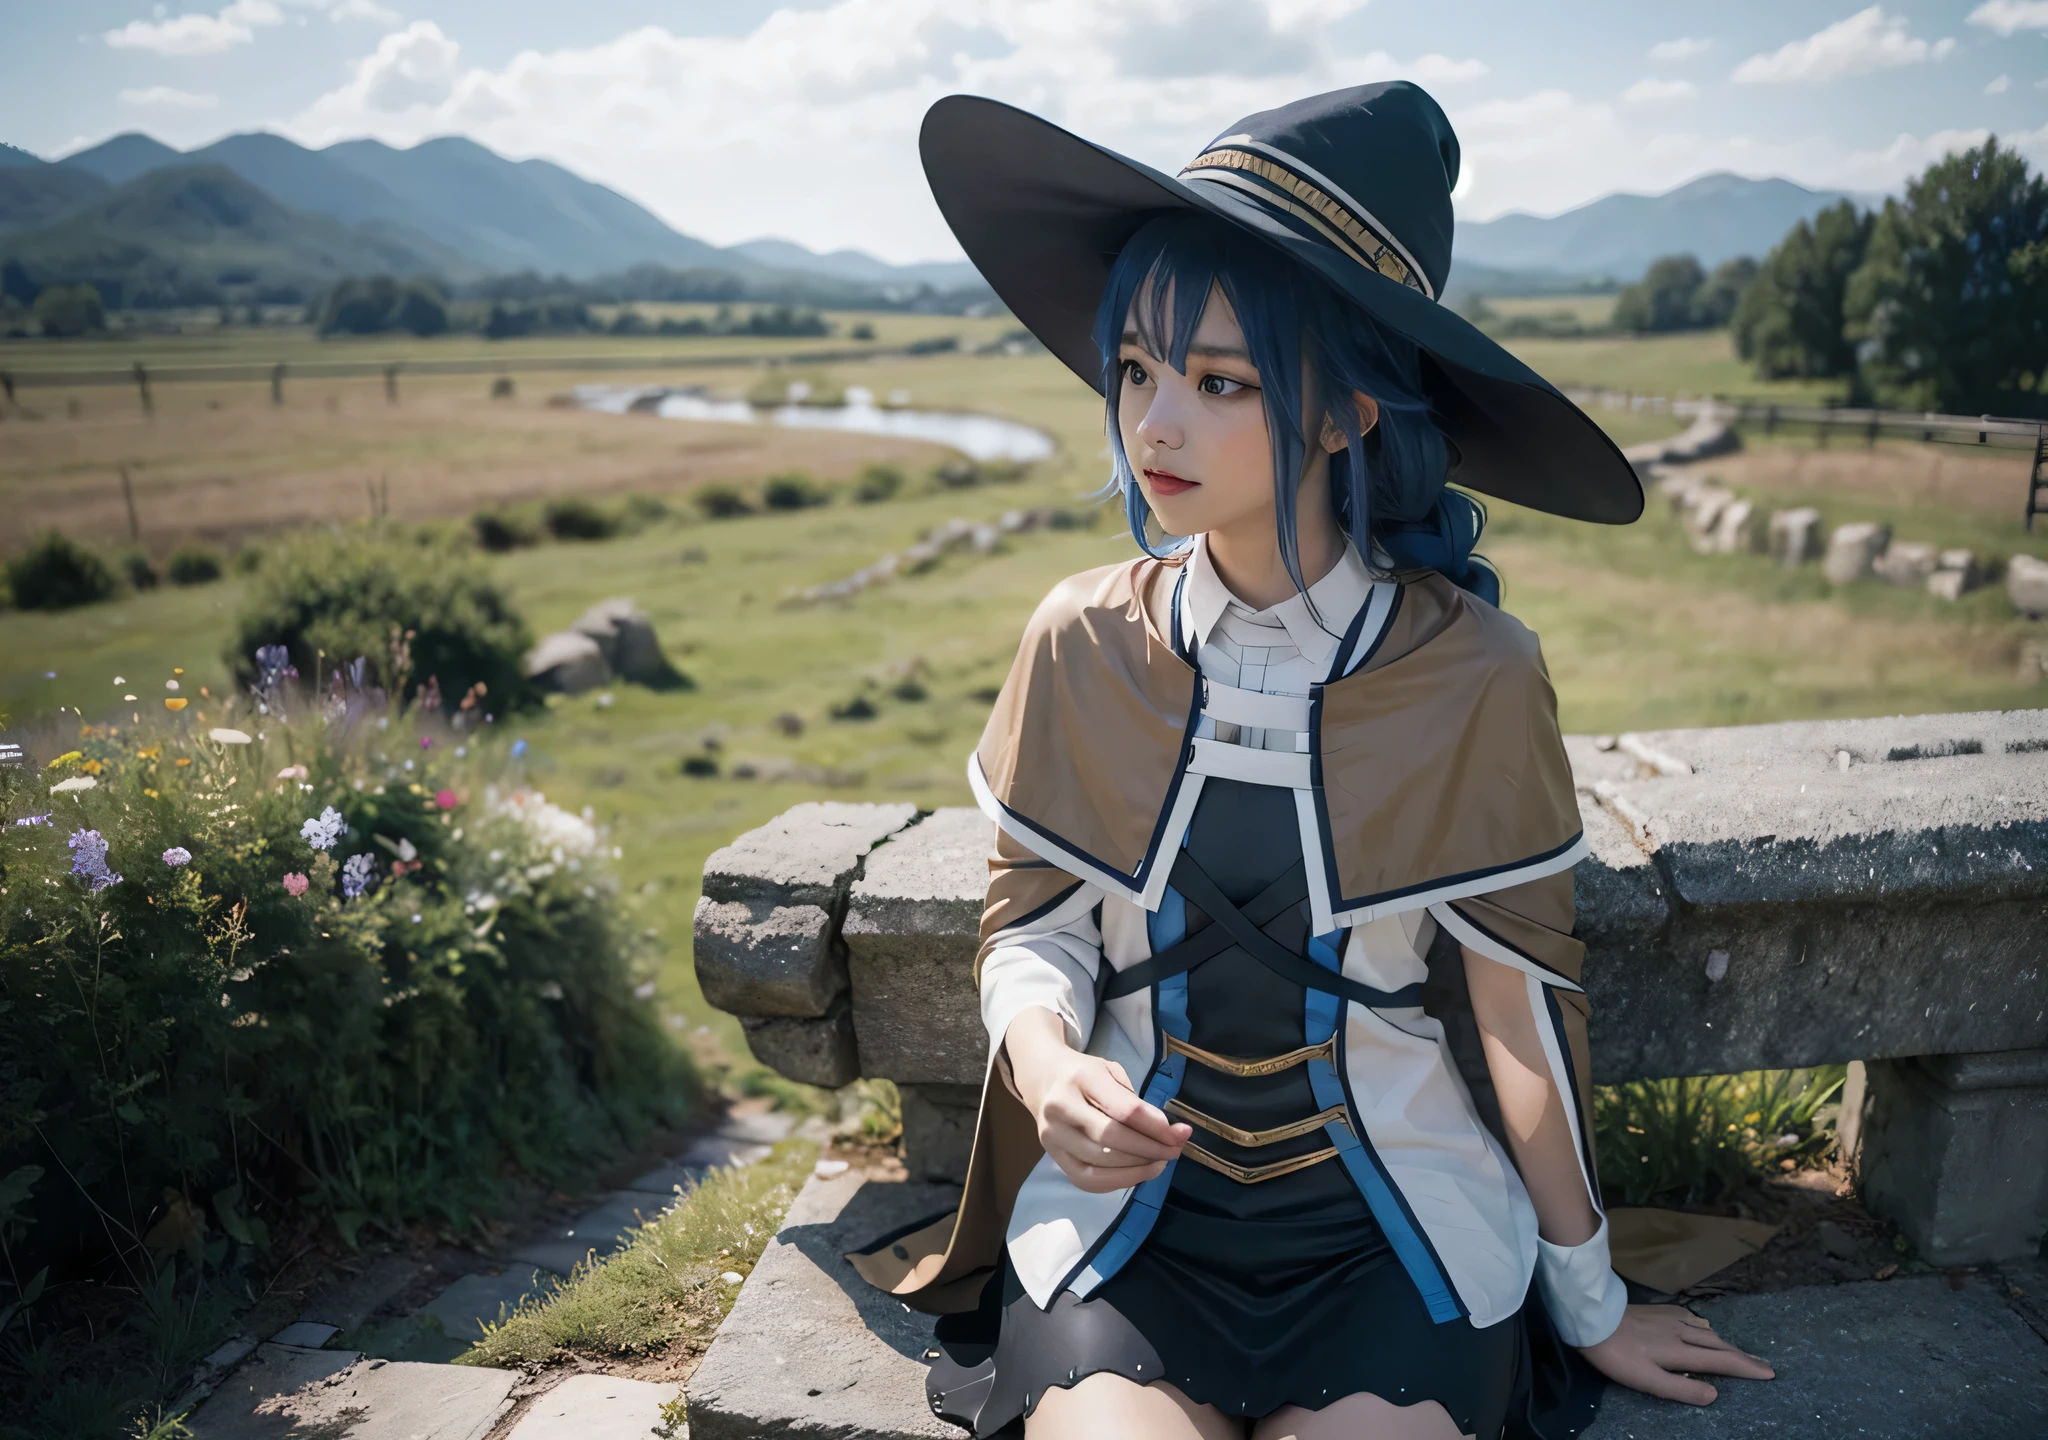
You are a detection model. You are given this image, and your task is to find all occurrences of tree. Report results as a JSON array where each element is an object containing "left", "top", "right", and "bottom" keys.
[
  {"left": 1694, "top": 257, "right": 1760, "bottom": 329},
  {"left": 316, "top": 276, "right": 448, "bottom": 337},
  {"left": 1613, "top": 255, "right": 1707, "bottom": 333},
  {"left": 1732, "top": 201, "right": 1874, "bottom": 380},
  {"left": 1844, "top": 138, "right": 2048, "bottom": 416},
  {"left": 31, "top": 283, "right": 107, "bottom": 337},
  {"left": 392, "top": 283, "right": 448, "bottom": 337}
]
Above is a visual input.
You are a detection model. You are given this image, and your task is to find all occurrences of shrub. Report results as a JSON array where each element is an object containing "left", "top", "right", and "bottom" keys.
[
  {"left": 1594, "top": 1067, "right": 1845, "bottom": 1207},
  {"left": 0, "top": 712, "right": 693, "bottom": 1422},
  {"left": 472, "top": 509, "right": 540, "bottom": 553},
  {"left": 230, "top": 543, "right": 266, "bottom": 575},
  {"left": 762, "top": 472, "right": 828, "bottom": 511},
  {"left": 120, "top": 550, "right": 160, "bottom": 590},
  {"left": 167, "top": 547, "right": 223, "bottom": 586},
  {"left": 936, "top": 459, "right": 981, "bottom": 488},
  {"left": 850, "top": 321, "right": 877, "bottom": 341},
  {"left": 618, "top": 494, "right": 671, "bottom": 532},
  {"left": 225, "top": 530, "right": 536, "bottom": 715},
  {"left": 695, "top": 485, "right": 754, "bottom": 519},
  {"left": 32, "top": 283, "right": 106, "bottom": 338},
  {"left": 5, "top": 530, "right": 116, "bottom": 610},
  {"left": 852, "top": 464, "right": 904, "bottom": 503},
  {"left": 543, "top": 498, "right": 615, "bottom": 541}
]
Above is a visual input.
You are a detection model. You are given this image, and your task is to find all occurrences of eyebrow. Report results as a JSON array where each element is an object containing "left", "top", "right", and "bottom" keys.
[{"left": 1119, "top": 329, "right": 1252, "bottom": 361}]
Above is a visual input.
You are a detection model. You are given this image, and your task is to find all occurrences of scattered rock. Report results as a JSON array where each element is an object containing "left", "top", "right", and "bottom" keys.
[
  {"left": 1822, "top": 522, "right": 1892, "bottom": 586},
  {"left": 2008, "top": 553, "right": 2048, "bottom": 618},
  {"left": 523, "top": 631, "right": 610, "bottom": 695},
  {"left": 571, "top": 598, "right": 674, "bottom": 684},
  {"left": 1872, "top": 541, "right": 1938, "bottom": 589},
  {"left": 2019, "top": 635, "right": 2048, "bottom": 687},
  {"left": 773, "top": 712, "right": 805, "bottom": 737},
  {"left": 1684, "top": 486, "right": 1737, "bottom": 552},
  {"left": 1768, "top": 508, "right": 1823, "bottom": 568},
  {"left": 1713, "top": 498, "right": 1766, "bottom": 555}
]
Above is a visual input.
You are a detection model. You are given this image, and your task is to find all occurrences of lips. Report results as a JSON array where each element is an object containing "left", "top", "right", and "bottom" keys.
[{"left": 1144, "top": 469, "right": 1198, "bottom": 497}]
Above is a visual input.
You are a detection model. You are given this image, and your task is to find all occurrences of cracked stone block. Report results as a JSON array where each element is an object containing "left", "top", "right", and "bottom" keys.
[
  {"left": 1822, "top": 520, "right": 1891, "bottom": 585},
  {"left": 900, "top": 1083, "right": 982, "bottom": 1184},
  {"left": 742, "top": 1000, "right": 860, "bottom": 1087},
  {"left": 508, "top": 1374, "right": 678, "bottom": 1439},
  {"left": 189, "top": 1346, "right": 515, "bottom": 1440},
  {"left": 295, "top": 1253, "right": 417, "bottom": 1332},
  {"left": 694, "top": 897, "right": 844, "bottom": 1018},
  {"left": 268, "top": 1322, "right": 337, "bottom": 1349}
]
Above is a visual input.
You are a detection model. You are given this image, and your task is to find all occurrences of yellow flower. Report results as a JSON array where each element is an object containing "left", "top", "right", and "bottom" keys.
[
  {"left": 165, "top": 698, "right": 188, "bottom": 712},
  {"left": 82, "top": 759, "right": 103, "bottom": 775},
  {"left": 144, "top": 788, "right": 160, "bottom": 798},
  {"left": 44, "top": 750, "right": 81, "bottom": 769},
  {"left": 136, "top": 745, "right": 162, "bottom": 760},
  {"left": 175, "top": 757, "right": 192, "bottom": 768}
]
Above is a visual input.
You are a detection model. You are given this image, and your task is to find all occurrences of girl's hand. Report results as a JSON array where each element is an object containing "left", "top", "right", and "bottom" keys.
[
  {"left": 1578, "top": 1304, "right": 1775, "bottom": 1404},
  {"left": 1004, "top": 1007, "right": 1191, "bottom": 1193}
]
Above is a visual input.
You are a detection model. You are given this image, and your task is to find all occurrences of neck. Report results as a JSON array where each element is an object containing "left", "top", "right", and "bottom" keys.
[{"left": 1202, "top": 462, "right": 1344, "bottom": 610}]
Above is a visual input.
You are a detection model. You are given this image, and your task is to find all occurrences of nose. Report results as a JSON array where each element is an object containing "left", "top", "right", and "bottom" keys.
[{"left": 1134, "top": 390, "right": 1183, "bottom": 454}]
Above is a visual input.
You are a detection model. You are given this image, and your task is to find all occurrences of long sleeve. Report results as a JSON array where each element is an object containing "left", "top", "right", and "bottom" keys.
[
  {"left": 1435, "top": 871, "right": 1629, "bottom": 1348},
  {"left": 976, "top": 824, "right": 1105, "bottom": 1058}
]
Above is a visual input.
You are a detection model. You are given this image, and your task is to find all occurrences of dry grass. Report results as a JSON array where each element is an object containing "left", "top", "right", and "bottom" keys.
[
  {"left": 0, "top": 373, "right": 951, "bottom": 554},
  {"left": 457, "top": 1139, "right": 817, "bottom": 1373}
]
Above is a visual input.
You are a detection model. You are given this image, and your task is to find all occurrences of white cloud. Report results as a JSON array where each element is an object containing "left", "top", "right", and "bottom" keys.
[
  {"left": 1622, "top": 77, "right": 1696, "bottom": 104},
  {"left": 1987, "top": 73, "right": 2012, "bottom": 94},
  {"left": 103, "top": 0, "right": 282, "bottom": 56},
  {"left": 329, "top": 0, "right": 402, "bottom": 24},
  {"left": 1967, "top": 2, "right": 2048, "bottom": 35},
  {"left": 1648, "top": 37, "right": 1712, "bottom": 62},
  {"left": 282, "top": 0, "right": 1484, "bottom": 260},
  {"left": 118, "top": 85, "right": 221, "bottom": 109},
  {"left": 1732, "top": 7, "right": 1954, "bottom": 86}
]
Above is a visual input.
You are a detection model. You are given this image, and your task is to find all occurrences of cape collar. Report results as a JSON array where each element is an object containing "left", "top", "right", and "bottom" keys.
[{"left": 1178, "top": 535, "right": 1376, "bottom": 676}]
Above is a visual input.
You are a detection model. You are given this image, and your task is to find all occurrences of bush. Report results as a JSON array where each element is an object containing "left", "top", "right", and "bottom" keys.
[
  {"left": 472, "top": 509, "right": 541, "bottom": 553},
  {"left": 167, "top": 547, "right": 223, "bottom": 586},
  {"left": 230, "top": 543, "right": 267, "bottom": 576},
  {"left": 225, "top": 530, "right": 536, "bottom": 714},
  {"left": 762, "top": 472, "right": 828, "bottom": 511},
  {"left": 31, "top": 283, "right": 106, "bottom": 338},
  {"left": 0, "top": 714, "right": 693, "bottom": 1423},
  {"left": 120, "top": 550, "right": 160, "bottom": 591},
  {"left": 315, "top": 276, "right": 448, "bottom": 337},
  {"left": 5, "top": 530, "right": 116, "bottom": 610},
  {"left": 852, "top": 463, "right": 904, "bottom": 503},
  {"left": 850, "top": 321, "right": 877, "bottom": 341},
  {"left": 544, "top": 498, "right": 616, "bottom": 541},
  {"left": 695, "top": 485, "right": 755, "bottom": 519},
  {"left": 1594, "top": 1067, "right": 1845, "bottom": 1206},
  {"left": 618, "top": 493, "right": 671, "bottom": 532}
]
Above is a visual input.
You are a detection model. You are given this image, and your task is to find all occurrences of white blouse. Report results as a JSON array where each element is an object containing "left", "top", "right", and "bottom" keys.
[{"left": 979, "top": 536, "right": 1629, "bottom": 1346}]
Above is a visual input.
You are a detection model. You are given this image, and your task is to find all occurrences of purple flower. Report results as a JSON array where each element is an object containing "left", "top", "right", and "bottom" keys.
[
  {"left": 254, "top": 645, "right": 298, "bottom": 684},
  {"left": 13, "top": 814, "right": 51, "bottom": 827},
  {"left": 163, "top": 847, "right": 192, "bottom": 866},
  {"left": 510, "top": 739, "right": 528, "bottom": 759},
  {"left": 68, "top": 829, "right": 123, "bottom": 893},
  {"left": 341, "top": 852, "right": 375, "bottom": 899}
]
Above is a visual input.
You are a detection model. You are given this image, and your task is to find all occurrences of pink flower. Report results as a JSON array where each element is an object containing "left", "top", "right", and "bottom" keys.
[
  {"left": 434, "top": 789, "right": 458, "bottom": 810},
  {"left": 282, "top": 872, "right": 309, "bottom": 897},
  {"left": 420, "top": 736, "right": 434, "bottom": 750}
]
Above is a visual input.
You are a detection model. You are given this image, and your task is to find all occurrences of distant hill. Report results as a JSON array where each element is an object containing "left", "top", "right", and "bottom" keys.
[
  {"left": 729, "top": 238, "right": 981, "bottom": 292},
  {"left": 0, "top": 160, "right": 108, "bottom": 232},
  {"left": 1455, "top": 173, "right": 1863, "bottom": 284},
  {"left": 1, "top": 164, "right": 476, "bottom": 307}
]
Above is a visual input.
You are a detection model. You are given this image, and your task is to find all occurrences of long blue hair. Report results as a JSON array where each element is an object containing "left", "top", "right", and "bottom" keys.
[{"left": 1093, "top": 212, "right": 1497, "bottom": 608}]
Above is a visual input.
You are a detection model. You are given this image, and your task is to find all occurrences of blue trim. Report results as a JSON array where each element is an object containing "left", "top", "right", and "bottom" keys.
[
  {"left": 1055, "top": 887, "right": 1192, "bottom": 1294},
  {"left": 1302, "top": 919, "right": 1467, "bottom": 1324}
]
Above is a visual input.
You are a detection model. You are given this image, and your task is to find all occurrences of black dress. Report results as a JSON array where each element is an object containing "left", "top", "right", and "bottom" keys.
[{"left": 928, "top": 780, "right": 1603, "bottom": 1438}]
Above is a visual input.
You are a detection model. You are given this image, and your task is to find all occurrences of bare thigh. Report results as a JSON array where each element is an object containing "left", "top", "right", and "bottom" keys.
[
  {"left": 1253, "top": 1392, "right": 1470, "bottom": 1440},
  {"left": 1027, "top": 1373, "right": 1246, "bottom": 1440}
]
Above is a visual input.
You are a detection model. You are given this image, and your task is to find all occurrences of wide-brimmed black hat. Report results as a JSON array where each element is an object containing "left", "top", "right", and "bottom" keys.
[{"left": 919, "top": 82, "right": 1642, "bottom": 524}]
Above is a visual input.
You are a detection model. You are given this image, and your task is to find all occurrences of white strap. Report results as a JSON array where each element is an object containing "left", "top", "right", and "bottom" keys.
[
  {"left": 1428, "top": 901, "right": 1584, "bottom": 993},
  {"left": 1201, "top": 681, "right": 1311, "bottom": 733},
  {"left": 1186, "top": 738, "right": 1311, "bottom": 789}
]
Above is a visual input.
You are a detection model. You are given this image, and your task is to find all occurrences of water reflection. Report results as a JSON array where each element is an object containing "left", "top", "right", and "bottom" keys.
[{"left": 574, "top": 383, "right": 1056, "bottom": 464}]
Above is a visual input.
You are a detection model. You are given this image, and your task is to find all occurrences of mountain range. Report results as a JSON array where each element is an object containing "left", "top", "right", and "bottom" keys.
[{"left": 0, "top": 127, "right": 1870, "bottom": 306}]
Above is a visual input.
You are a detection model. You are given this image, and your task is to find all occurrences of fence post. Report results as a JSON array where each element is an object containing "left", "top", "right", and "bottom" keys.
[
  {"left": 0, "top": 370, "right": 13, "bottom": 406},
  {"left": 271, "top": 362, "right": 286, "bottom": 406},
  {"left": 119, "top": 464, "right": 140, "bottom": 541},
  {"left": 1766, "top": 405, "right": 1778, "bottom": 436},
  {"left": 384, "top": 364, "right": 399, "bottom": 404},
  {"left": 1866, "top": 413, "right": 1879, "bottom": 449},
  {"left": 133, "top": 361, "right": 152, "bottom": 415}
]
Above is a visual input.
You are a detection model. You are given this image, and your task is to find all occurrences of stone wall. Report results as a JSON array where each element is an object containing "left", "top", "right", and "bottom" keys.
[{"left": 697, "top": 710, "right": 2048, "bottom": 1264}]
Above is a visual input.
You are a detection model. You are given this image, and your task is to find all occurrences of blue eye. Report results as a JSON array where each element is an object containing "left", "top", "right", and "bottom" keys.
[{"left": 1124, "top": 360, "right": 1149, "bottom": 386}]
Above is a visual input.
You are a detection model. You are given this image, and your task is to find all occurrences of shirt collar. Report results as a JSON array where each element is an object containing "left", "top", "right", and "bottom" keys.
[{"left": 1179, "top": 534, "right": 1376, "bottom": 673}]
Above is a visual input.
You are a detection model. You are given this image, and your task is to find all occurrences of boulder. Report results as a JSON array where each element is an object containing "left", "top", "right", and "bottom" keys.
[
  {"left": 1872, "top": 541, "right": 1938, "bottom": 589},
  {"left": 1713, "top": 498, "right": 1766, "bottom": 554},
  {"left": 1822, "top": 522, "right": 1892, "bottom": 586},
  {"left": 1928, "top": 552, "right": 1983, "bottom": 603},
  {"left": 523, "top": 631, "right": 610, "bottom": 694},
  {"left": 2010, "top": 554, "right": 2048, "bottom": 618},
  {"left": 1684, "top": 486, "right": 1736, "bottom": 552},
  {"left": 571, "top": 598, "right": 672, "bottom": 683},
  {"left": 1768, "top": 508, "right": 1823, "bottom": 568}
]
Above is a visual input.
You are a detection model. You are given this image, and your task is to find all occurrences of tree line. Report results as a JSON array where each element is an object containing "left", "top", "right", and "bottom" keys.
[{"left": 1609, "top": 138, "right": 2046, "bottom": 417}]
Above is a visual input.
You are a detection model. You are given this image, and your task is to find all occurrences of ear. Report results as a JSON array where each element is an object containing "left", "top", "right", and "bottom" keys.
[{"left": 1318, "top": 392, "right": 1381, "bottom": 454}]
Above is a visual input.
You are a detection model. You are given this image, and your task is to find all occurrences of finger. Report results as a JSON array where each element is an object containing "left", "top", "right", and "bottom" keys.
[
  {"left": 1081, "top": 1074, "right": 1186, "bottom": 1147},
  {"left": 1042, "top": 1127, "right": 1169, "bottom": 1172},
  {"left": 1055, "top": 1155, "right": 1166, "bottom": 1193},
  {"left": 1103, "top": 1060, "right": 1136, "bottom": 1093},
  {"left": 1665, "top": 1345, "right": 1775, "bottom": 1380},
  {"left": 1628, "top": 1367, "right": 1718, "bottom": 1407},
  {"left": 1043, "top": 1093, "right": 1186, "bottom": 1160}
]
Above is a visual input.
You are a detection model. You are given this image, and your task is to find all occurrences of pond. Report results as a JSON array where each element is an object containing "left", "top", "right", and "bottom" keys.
[{"left": 574, "top": 383, "right": 1057, "bottom": 464}]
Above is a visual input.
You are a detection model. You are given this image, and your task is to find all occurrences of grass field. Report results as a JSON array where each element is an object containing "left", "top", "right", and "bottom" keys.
[
  {"left": 1483, "top": 293, "right": 1620, "bottom": 329},
  {"left": 5, "top": 332, "right": 2046, "bottom": 1078}
]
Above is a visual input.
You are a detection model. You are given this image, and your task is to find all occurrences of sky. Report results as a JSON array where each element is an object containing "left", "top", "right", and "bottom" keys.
[{"left": 2, "top": 0, "right": 2044, "bottom": 262}]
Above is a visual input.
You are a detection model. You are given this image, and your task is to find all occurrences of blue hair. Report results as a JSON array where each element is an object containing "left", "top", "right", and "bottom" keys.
[{"left": 1093, "top": 212, "right": 1497, "bottom": 608}]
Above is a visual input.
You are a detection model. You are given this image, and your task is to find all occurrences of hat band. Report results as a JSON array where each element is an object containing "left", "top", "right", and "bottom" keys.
[{"left": 1178, "top": 143, "right": 1434, "bottom": 301}]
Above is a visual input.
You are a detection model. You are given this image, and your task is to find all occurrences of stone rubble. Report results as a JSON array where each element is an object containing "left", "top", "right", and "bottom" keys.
[
  {"left": 1821, "top": 521, "right": 1892, "bottom": 586},
  {"left": 524, "top": 597, "right": 679, "bottom": 694},
  {"left": 798, "top": 508, "right": 1066, "bottom": 603}
]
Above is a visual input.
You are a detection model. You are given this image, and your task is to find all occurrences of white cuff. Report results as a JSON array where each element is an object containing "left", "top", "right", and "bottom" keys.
[
  {"left": 1535, "top": 1215, "right": 1629, "bottom": 1348},
  {"left": 980, "top": 941, "right": 1096, "bottom": 1058}
]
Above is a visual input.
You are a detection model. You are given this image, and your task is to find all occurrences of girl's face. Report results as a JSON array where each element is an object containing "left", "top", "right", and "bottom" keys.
[{"left": 1115, "top": 283, "right": 1278, "bottom": 541}]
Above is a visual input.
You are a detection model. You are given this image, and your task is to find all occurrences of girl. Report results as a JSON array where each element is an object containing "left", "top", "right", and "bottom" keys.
[{"left": 851, "top": 81, "right": 1773, "bottom": 1440}]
